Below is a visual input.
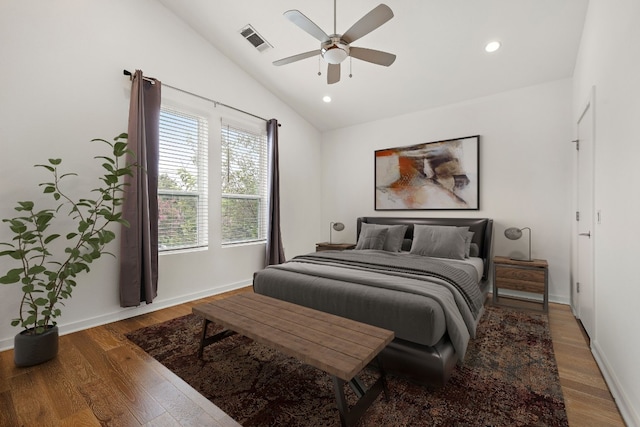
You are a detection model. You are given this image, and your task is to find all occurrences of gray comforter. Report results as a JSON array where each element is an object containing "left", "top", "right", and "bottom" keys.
[{"left": 253, "top": 250, "right": 485, "bottom": 360}]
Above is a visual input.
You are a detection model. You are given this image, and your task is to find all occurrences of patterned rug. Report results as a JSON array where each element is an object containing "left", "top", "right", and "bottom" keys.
[{"left": 126, "top": 305, "right": 568, "bottom": 426}]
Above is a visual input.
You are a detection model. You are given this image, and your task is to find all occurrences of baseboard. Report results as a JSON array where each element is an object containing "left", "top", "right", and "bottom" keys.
[
  {"left": 0, "top": 281, "right": 251, "bottom": 352},
  {"left": 592, "top": 340, "right": 639, "bottom": 427}
]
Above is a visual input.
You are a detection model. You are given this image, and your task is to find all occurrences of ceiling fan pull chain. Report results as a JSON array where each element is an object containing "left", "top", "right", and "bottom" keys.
[
  {"left": 334, "top": 0, "right": 337, "bottom": 35},
  {"left": 318, "top": 56, "right": 322, "bottom": 76},
  {"left": 349, "top": 56, "right": 353, "bottom": 78}
]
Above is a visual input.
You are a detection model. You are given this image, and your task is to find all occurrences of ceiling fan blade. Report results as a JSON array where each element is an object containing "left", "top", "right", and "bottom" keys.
[
  {"left": 273, "top": 50, "right": 320, "bottom": 66},
  {"left": 342, "top": 4, "right": 394, "bottom": 44},
  {"left": 327, "top": 63, "right": 340, "bottom": 84},
  {"left": 349, "top": 47, "right": 396, "bottom": 66},
  {"left": 284, "top": 10, "right": 330, "bottom": 43}
]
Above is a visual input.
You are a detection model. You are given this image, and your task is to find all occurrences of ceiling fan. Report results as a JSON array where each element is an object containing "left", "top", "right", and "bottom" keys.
[{"left": 273, "top": 1, "right": 396, "bottom": 84}]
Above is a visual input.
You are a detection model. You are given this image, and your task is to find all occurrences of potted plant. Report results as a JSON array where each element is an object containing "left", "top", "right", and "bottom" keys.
[{"left": 0, "top": 133, "right": 133, "bottom": 367}]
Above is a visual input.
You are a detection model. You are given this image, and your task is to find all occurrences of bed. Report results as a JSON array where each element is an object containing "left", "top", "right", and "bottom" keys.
[{"left": 253, "top": 217, "right": 494, "bottom": 387}]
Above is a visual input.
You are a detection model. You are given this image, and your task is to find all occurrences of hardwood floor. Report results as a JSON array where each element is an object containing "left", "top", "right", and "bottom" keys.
[
  {"left": 549, "top": 304, "right": 626, "bottom": 426},
  {"left": 0, "top": 288, "right": 626, "bottom": 426}
]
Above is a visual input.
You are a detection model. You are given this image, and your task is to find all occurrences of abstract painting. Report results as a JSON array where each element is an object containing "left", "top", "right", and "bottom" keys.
[{"left": 375, "top": 135, "right": 479, "bottom": 210}]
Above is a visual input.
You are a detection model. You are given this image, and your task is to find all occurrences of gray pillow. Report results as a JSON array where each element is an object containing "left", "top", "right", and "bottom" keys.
[
  {"left": 464, "top": 231, "right": 475, "bottom": 258},
  {"left": 358, "top": 223, "right": 407, "bottom": 252},
  {"left": 381, "top": 224, "right": 408, "bottom": 252},
  {"left": 469, "top": 243, "right": 480, "bottom": 257},
  {"left": 355, "top": 227, "right": 388, "bottom": 250},
  {"left": 409, "top": 225, "right": 468, "bottom": 260}
]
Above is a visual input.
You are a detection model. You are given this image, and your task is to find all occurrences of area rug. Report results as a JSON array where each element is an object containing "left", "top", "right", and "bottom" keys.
[{"left": 127, "top": 305, "right": 568, "bottom": 426}]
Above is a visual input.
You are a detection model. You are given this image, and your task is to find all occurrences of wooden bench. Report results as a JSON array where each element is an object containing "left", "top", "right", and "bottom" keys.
[{"left": 192, "top": 292, "right": 394, "bottom": 427}]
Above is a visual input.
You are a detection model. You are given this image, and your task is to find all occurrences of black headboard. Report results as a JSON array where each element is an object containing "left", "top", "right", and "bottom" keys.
[{"left": 357, "top": 217, "right": 494, "bottom": 282}]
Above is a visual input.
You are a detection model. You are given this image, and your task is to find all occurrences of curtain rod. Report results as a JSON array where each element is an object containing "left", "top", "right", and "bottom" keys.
[{"left": 123, "top": 69, "right": 279, "bottom": 126}]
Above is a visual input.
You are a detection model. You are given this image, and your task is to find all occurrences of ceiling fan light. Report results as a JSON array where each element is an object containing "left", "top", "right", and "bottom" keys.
[{"left": 323, "top": 45, "right": 348, "bottom": 64}]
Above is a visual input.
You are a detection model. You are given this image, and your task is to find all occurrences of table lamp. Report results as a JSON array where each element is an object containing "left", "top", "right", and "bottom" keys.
[
  {"left": 504, "top": 226, "right": 532, "bottom": 262},
  {"left": 330, "top": 222, "right": 345, "bottom": 244}
]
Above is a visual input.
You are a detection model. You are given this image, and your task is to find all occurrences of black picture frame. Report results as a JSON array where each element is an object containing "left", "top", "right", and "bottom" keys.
[{"left": 375, "top": 135, "right": 480, "bottom": 210}]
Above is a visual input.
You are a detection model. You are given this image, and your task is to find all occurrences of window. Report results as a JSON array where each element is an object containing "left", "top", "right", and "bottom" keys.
[
  {"left": 158, "top": 107, "right": 208, "bottom": 251},
  {"left": 221, "top": 119, "right": 267, "bottom": 245}
]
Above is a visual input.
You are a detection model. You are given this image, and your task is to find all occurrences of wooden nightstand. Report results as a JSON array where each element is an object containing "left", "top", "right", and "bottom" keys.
[
  {"left": 315, "top": 242, "right": 356, "bottom": 252},
  {"left": 492, "top": 256, "right": 548, "bottom": 312}
]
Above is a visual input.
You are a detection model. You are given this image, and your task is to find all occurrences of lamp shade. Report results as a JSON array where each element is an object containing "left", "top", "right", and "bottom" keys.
[
  {"left": 504, "top": 227, "right": 523, "bottom": 240},
  {"left": 504, "top": 226, "right": 532, "bottom": 262}
]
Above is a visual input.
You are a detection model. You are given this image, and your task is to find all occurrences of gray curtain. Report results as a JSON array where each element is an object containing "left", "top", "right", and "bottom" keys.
[
  {"left": 119, "top": 70, "right": 160, "bottom": 306},
  {"left": 265, "top": 119, "right": 286, "bottom": 266}
]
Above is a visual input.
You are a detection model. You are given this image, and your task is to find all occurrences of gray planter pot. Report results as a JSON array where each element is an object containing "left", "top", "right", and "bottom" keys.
[{"left": 14, "top": 325, "right": 59, "bottom": 367}]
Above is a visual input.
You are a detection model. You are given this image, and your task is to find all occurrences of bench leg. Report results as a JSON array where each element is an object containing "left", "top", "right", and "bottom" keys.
[
  {"left": 197, "top": 319, "right": 236, "bottom": 359},
  {"left": 332, "top": 361, "right": 389, "bottom": 427}
]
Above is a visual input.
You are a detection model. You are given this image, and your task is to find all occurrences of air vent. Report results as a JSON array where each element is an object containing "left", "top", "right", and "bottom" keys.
[{"left": 239, "top": 25, "right": 272, "bottom": 52}]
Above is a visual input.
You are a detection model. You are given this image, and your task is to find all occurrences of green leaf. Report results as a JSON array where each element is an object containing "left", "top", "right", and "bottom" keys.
[
  {"left": 27, "top": 265, "right": 47, "bottom": 275},
  {"left": 9, "top": 249, "right": 25, "bottom": 260},
  {"left": 104, "top": 174, "right": 118, "bottom": 185},
  {"left": 95, "top": 156, "right": 115, "bottom": 164},
  {"left": 48, "top": 158, "right": 62, "bottom": 165},
  {"left": 0, "top": 272, "right": 21, "bottom": 284},
  {"left": 53, "top": 192, "right": 61, "bottom": 201},
  {"left": 44, "top": 234, "right": 60, "bottom": 244},
  {"left": 17, "top": 201, "right": 34, "bottom": 211},
  {"left": 66, "top": 232, "right": 78, "bottom": 240},
  {"left": 11, "top": 319, "right": 20, "bottom": 327},
  {"left": 43, "top": 186, "right": 56, "bottom": 194},
  {"left": 35, "top": 164, "right": 55, "bottom": 172},
  {"left": 101, "top": 230, "right": 116, "bottom": 243},
  {"left": 34, "top": 298, "right": 48, "bottom": 306},
  {"left": 36, "top": 212, "right": 54, "bottom": 228},
  {"left": 114, "top": 141, "right": 128, "bottom": 156},
  {"left": 9, "top": 223, "right": 27, "bottom": 234}
]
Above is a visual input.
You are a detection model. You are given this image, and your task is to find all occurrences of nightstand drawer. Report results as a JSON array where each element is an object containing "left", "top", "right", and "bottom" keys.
[{"left": 495, "top": 266, "right": 545, "bottom": 293}]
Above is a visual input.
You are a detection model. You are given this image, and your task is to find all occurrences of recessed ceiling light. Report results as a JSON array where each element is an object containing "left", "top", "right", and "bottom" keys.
[
  {"left": 485, "top": 41, "right": 501, "bottom": 53},
  {"left": 323, "top": 95, "right": 332, "bottom": 103}
]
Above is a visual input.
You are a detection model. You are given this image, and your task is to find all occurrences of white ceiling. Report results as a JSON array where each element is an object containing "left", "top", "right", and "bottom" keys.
[{"left": 157, "top": 0, "right": 589, "bottom": 132}]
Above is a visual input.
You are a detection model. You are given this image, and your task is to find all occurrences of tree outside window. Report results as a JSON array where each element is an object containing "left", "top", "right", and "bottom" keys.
[
  {"left": 158, "top": 108, "right": 208, "bottom": 251},
  {"left": 221, "top": 122, "right": 267, "bottom": 245}
]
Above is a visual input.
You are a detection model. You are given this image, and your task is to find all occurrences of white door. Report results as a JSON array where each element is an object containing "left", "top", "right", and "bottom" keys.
[{"left": 576, "top": 93, "right": 595, "bottom": 339}]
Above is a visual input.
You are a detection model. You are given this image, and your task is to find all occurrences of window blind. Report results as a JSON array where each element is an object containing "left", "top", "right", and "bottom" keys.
[
  {"left": 158, "top": 107, "right": 208, "bottom": 251},
  {"left": 221, "top": 118, "right": 267, "bottom": 245}
]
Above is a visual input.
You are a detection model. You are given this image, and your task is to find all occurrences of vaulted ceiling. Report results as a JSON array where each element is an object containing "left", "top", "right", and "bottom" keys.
[{"left": 157, "top": 0, "right": 589, "bottom": 131}]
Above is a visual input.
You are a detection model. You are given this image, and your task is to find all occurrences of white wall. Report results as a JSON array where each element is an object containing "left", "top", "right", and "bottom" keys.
[
  {"left": 321, "top": 79, "right": 574, "bottom": 304},
  {"left": 0, "top": 0, "right": 322, "bottom": 350},
  {"left": 572, "top": 1, "right": 640, "bottom": 425}
]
